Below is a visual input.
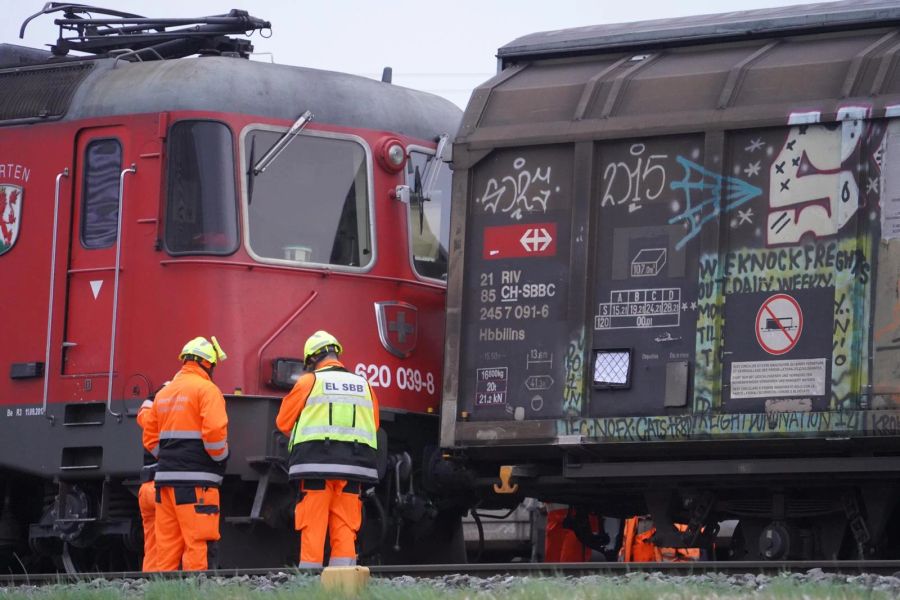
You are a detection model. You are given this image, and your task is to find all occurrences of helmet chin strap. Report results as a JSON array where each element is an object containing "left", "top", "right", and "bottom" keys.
[{"left": 306, "top": 350, "right": 337, "bottom": 370}]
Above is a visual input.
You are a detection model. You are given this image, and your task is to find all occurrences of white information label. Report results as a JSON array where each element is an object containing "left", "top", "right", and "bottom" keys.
[
  {"left": 882, "top": 120, "right": 900, "bottom": 239},
  {"left": 730, "top": 358, "right": 827, "bottom": 399}
]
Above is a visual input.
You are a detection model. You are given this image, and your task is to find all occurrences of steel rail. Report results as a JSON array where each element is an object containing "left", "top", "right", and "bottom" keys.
[{"left": 1, "top": 561, "right": 900, "bottom": 586}]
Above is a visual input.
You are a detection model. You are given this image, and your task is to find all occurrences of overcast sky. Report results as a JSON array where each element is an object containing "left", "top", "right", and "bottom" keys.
[{"left": 4, "top": 0, "right": 825, "bottom": 108}]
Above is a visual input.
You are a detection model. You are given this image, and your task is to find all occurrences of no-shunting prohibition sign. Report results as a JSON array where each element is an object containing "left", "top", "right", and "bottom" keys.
[{"left": 755, "top": 293, "right": 803, "bottom": 355}]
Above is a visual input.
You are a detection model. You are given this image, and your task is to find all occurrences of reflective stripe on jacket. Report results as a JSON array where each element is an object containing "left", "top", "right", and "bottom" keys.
[
  {"left": 142, "top": 362, "right": 229, "bottom": 487},
  {"left": 276, "top": 361, "right": 380, "bottom": 483}
]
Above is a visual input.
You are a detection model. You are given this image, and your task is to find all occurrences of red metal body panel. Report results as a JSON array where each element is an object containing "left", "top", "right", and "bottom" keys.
[{"left": 0, "top": 110, "right": 445, "bottom": 415}]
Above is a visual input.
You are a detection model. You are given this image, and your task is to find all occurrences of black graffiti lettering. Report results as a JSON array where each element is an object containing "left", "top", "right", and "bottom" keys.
[
  {"left": 804, "top": 245, "right": 815, "bottom": 270},
  {"left": 724, "top": 253, "right": 736, "bottom": 277},
  {"left": 834, "top": 293, "right": 848, "bottom": 315},
  {"left": 833, "top": 411, "right": 860, "bottom": 430},
  {"left": 697, "top": 325, "right": 717, "bottom": 344},
  {"left": 777, "top": 273, "right": 833, "bottom": 290},
  {"left": 749, "top": 253, "right": 767, "bottom": 273},
  {"left": 699, "top": 257, "right": 719, "bottom": 279},
  {"left": 698, "top": 303, "right": 718, "bottom": 318},
  {"left": 594, "top": 420, "right": 610, "bottom": 437},
  {"left": 814, "top": 243, "right": 826, "bottom": 268},
  {"left": 636, "top": 417, "right": 669, "bottom": 442},
  {"left": 834, "top": 318, "right": 850, "bottom": 337},
  {"left": 770, "top": 251, "right": 785, "bottom": 271},
  {"left": 669, "top": 416, "right": 692, "bottom": 438},
  {"left": 715, "top": 413, "right": 743, "bottom": 432},
  {"left": 858, "top": 259, "right": 870, "bottom": 284},
  {"left": 871, "top": 414, "right": 900, "bottom": 435},
  {"left": 812, "top": 242, "right": 837, "bottom": 269},
  {"left": 695, "top": 395, "right": 712, "bottom": 414},
  {"left": 835, "top": 354, "right": 847, "bottom": 366}
]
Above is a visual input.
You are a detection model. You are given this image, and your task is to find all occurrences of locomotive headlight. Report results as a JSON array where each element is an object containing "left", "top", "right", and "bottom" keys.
[
  {"left": 377, "top": 137, "right": 406, "bottom": 172},
  {"left": 270, "top": 357, "right": 305, "bottom": 390},
  {"left": 387, "top": 144, "right": 405, "bottom": 166}
]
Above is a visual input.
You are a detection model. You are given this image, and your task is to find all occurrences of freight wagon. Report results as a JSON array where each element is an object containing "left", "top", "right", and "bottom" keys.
[{"left": 442, "top": 0, "right": 900, "bottom": 559}]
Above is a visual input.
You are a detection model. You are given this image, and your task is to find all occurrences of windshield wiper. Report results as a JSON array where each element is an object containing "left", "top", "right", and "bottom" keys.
[{"left": 252, "top": 110, "right": 313, "bottom": 176}]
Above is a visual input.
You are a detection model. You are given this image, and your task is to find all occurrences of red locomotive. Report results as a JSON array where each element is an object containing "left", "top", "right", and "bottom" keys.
[{"left": 0, "top": 5, "right": 460, "bottom": 570}]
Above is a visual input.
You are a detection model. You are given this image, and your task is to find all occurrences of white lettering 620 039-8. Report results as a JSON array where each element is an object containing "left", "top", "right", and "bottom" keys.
[{"left": 354, "top": 364, "right": 436, "bottom": 396}]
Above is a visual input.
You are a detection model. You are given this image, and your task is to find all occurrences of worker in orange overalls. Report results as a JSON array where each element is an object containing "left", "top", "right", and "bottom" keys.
[
  {"left": 619, "top": 516, "right": 702, "bottom": 562},
  {"left": 136, "top": 393, "right": 159, "bottom": 571},
  {"left": 276, "top": 331, "right": 380, "bottom": 568},
  {"left": 544, "top": 504, "right": 604, "bottom": 562},
  {"left": 142, "top": 336, "right": 229, "bottom": 571}
]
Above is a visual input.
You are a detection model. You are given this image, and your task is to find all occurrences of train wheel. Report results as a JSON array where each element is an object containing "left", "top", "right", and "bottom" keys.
[{"left": 727, "top": 520, "right": 762, "bottom": 560}]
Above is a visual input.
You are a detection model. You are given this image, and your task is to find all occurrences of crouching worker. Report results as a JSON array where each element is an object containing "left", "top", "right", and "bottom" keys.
[
  {"left": 142, "top": 336, "right": 229, "bottom": 571},
  {"left": 276, "top": 331, "right": 380, "bottom": 568}
]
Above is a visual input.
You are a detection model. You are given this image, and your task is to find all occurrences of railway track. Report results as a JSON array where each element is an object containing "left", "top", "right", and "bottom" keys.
[{"left": 1, "top": 561, "right": 900, "bottom": 586}]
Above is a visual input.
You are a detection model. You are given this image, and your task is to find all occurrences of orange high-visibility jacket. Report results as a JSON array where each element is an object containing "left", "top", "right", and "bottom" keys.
[
  {"left": 137, "top": 398, "right": 158, "bottom": 482},
  {"left": 620, "top": 517, "right": 702, "bottom": 562},
  {"left": 142, "top": 362, "right": 229, "bottom": 487}
]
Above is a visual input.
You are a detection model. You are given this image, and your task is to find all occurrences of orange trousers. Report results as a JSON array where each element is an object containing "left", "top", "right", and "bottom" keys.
[
  {"left": 294, "top": 479, "right": 361, "bottom": 567},
  {"left": 138, "top": 481, "right": 157, "bottom": 571},
  {"left": 545, "top": 508, "right": 593, "bottom": 562},
  {"left": 155, "top": 486, "right": 220, "bottom": 571}
]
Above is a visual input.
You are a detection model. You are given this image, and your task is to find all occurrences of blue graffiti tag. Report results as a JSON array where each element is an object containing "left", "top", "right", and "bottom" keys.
[{"left": 668, "top": 156, "right": 762, "bottom": 250}]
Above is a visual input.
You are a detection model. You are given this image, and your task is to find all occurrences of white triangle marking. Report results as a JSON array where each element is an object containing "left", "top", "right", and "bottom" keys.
[{"left": 90, "top": 280, "right": 103, "bottom": 300}]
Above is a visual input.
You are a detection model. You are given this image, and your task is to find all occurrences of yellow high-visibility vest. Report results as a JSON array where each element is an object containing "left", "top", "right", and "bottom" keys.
[{"left": 290, "top": 370, "right": 377, "bottom": 451}]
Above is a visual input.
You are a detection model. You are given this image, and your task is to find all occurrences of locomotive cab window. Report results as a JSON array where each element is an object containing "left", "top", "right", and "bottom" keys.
[
  {"left": 164, "top": 121, "right": 239, "bottom": 255},
  {"left": 81, "top": 139, "right": 122, "bottom": 249},
  {"left": 406, "top": 149, "right": 450, "bottom": 280},
  {"left": 243, "top": 128, "right": 372, "bottom": 268}
]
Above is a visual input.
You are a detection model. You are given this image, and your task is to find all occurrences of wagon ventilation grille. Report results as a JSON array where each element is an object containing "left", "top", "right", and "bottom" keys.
[{"left": 0, "top": 63, "right": 92, "bottom": 123}]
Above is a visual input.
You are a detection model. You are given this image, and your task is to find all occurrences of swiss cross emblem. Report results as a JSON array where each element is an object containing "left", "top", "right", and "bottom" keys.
[
  {"left": 374, "top": 301, "right": 418, "bottom": 358},
  {"left": 0, "top": 184, "right": 22, "bottom": 256}
]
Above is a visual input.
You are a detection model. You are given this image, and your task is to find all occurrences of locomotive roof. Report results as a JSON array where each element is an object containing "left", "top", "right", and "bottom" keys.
[
  {"left": 498, "top": 0, "right": 900, "bottom": 62},
  {"left": 0, "top": 51, "right": 461, "bottom": 139}
]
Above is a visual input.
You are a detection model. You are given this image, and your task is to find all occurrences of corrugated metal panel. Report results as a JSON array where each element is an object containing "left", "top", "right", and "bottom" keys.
[
  {"left": 0, "top": 62, "right": 92, "bottom": 123},
  {"left": 498, "top": 0, "right": 900, "bottom": 62},
  {"left": 463, "top": 27, "right": 900, "bottom": 148}
]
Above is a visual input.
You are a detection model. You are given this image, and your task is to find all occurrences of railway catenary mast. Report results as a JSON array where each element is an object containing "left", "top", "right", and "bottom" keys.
[
  {"left": 0, "top": 5, "right": 462, "bottom": 571},
  {"left": 443, "top": 0, "right": 900, "bottom": 560}
]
